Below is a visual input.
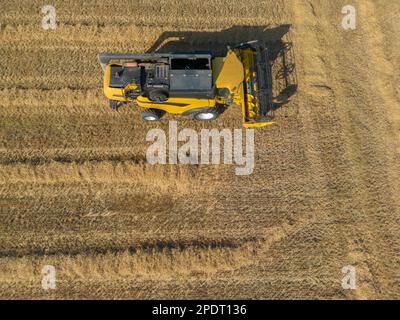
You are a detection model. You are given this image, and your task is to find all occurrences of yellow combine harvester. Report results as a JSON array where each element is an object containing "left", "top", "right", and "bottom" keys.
[{"left": 98, "top": 41, "right": 274, "bottom": 128}]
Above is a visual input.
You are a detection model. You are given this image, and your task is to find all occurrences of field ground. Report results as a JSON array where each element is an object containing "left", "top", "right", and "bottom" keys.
[{"left": 0, "top": 0, "right": 399, "bottom": 299}]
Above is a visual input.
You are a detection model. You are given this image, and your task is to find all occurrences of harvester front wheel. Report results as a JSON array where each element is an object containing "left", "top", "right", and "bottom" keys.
[
  {"left": 193, "top": 109, "right": 219, "bottom": 121},
  {"left": 141, "top": 108, "right": 165, "bottom": 121},
  {"left": 109, "top": 100, "right": 122, "bottom": 110}
]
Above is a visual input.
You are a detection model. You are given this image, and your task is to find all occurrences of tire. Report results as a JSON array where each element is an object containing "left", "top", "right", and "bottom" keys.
[
  {"left": 109, "top": 100, "right": 122, "bottom": 110},
  {"left": 148, "top": 89, "right": 169, "bottom": 102},
  {"left": 141, "top": 108, "right": 165, "bottom": 121},
  {"left": 193, "top": 109, "right": 219, "bottom": 121}
]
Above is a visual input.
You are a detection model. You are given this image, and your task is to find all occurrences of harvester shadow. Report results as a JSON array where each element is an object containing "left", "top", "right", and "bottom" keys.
[{"left": 146, "top": 25, "right": 298, "bottom": 112}]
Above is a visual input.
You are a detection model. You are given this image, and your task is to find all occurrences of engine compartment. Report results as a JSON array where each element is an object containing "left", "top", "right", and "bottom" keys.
[{"left": 108, "top": 55, "right": 214, "bottom": 100}]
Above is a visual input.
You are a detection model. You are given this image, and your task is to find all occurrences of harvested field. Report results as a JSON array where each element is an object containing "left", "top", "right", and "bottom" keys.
[{"left": 0, "top": 0, "right": 399, "bottom": 299}]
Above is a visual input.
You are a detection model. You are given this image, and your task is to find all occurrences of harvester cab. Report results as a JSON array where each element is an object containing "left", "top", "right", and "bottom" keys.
[{"left": 98, "top": 41, "right": 274, "bottom": 128}]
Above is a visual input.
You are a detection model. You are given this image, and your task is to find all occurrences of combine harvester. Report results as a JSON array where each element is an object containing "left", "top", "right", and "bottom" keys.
[{"left": 98, "top": 41, "right": 274, "bottom": 128}]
